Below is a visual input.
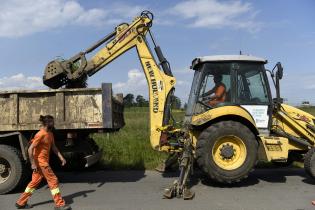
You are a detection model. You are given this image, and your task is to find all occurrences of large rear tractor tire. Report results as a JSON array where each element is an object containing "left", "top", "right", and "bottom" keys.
[
  {"left": 196, "top": 121, "right": 258, "bottom": 183},
  {"left": 0, "top": 145, "right": 28, "bottom": 194},
  {"left": 304, "top": 147, "right": 315, "bottom": 179}
]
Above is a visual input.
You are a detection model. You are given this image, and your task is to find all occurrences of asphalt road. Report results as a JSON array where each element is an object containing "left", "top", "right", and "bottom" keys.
[{"left": 1, "top": 168, "right": 315, "bottom": 210}]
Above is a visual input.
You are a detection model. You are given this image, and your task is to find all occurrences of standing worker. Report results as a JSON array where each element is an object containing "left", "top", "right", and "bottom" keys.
[{"left": 16, "top": 115, "right": 71, "bottom": 210}]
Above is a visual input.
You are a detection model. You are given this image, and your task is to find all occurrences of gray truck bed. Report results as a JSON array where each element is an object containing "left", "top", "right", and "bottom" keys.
[{"left": 0, "top": 83, "right": 124, "bottom": 132}]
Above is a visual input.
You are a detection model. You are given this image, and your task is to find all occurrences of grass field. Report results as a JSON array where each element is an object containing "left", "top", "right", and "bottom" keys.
[
  {"left": 93, "top": 106, "right": 315, "bottom": 170},
  {"left": 93, "top": 107, "right": 184, "bottom": 170},
  {"left": 300, "top": 106, "right": 315, "bottom": 115}
]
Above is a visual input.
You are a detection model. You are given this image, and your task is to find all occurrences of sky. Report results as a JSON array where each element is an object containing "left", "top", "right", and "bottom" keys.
[{"left": 0, "top": 0, "right": 314, "bottom": 105}]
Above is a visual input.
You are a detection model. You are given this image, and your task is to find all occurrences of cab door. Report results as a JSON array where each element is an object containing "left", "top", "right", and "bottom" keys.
[{"left": 235, "top": 63, "right": 272, "bottom": 130}]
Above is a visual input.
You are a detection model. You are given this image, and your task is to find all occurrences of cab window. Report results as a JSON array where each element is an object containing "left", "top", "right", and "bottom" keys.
[
  {"left": 195, "top": 63, "right": 232, "bottom": 113},
  {"left": 237, "top": 64, "right": 269, "bottom": 104}
]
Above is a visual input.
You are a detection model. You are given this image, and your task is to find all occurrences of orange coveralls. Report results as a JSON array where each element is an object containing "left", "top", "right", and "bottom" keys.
[
  {"left": 16, "top": 129, "right": 65, "bottom": 207},
  {"left": 208, "top": 84, "right": 226, "bottom": 107}
]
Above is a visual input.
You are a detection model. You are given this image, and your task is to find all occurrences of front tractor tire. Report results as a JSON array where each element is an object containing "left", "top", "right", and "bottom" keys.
[{"left": 196, "top": 121, "right": 258, "bottom": 183}]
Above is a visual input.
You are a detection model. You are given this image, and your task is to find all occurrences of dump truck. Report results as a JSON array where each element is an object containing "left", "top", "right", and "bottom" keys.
[
  {"left": 0, "top": 83, "right": 124, "bottom": 194},
  {"left": 42, "top": 11, "right": 315, "bottom": 199}
]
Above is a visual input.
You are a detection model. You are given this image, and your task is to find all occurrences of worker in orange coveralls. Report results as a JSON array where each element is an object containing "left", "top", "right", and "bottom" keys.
[
  {"left": 202, "top": 74, "right": 226, "bottom": 107},
  {"left": 16, "top": 115, "right": 71, "bottom": 210}
]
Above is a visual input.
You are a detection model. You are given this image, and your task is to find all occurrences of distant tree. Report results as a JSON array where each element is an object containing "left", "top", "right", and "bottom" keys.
[
  {"left": 123, "top": 93, "right": 135, "bottom": 107},
  {"left": 136, "top": 95, "right": 148, "bottom": 107},
  {"left": 171, "top": 95, "right": 182, "bottom": 110}
]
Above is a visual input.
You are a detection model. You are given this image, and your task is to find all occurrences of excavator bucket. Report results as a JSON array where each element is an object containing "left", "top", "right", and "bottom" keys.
[
  {"left": 44, "top": 52, "right": 88, "bottom": 89},
  {"left": 43, "top": 60, "right": 69, "bottom": 89}
]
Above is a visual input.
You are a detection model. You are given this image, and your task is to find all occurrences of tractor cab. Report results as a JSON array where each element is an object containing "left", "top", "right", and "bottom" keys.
[{"left": 186, "top": 55, "right": 274, "bottom": 130}]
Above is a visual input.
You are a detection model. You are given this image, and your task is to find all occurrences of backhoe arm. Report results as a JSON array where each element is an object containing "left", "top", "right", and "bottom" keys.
[{"left": 43, "top": 11, "right": 176, "bottom": 151}]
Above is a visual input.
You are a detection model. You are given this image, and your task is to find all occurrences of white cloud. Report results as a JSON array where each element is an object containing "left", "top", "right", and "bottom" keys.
[
  {"left": 113, "top": 69, "right": 147, "bottom": 96},
  {"left": 112, "top": 68, "right": 193, "bottom": 103},
  {"left": 0, "top": 73, "right": 45, "bottom": 90},
  {"left": 0, "top": 0, "right": 145, "bottom": 38},
  {"left": 0, "top": 0, "right": 261, "bottom": 38},
  {"left": 170, "top": 0, "right": 261, "bottom": 32},
  {"left": 306, "top": 84, "right": 315, "bottom": 89}
]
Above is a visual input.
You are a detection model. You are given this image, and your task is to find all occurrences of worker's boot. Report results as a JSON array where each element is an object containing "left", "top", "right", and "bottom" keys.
[
  {"left": 54, "top": 204, "right": 71, "bottom": 210},
  {"left": 15, "top": 203, "right": 33, "bottom": 209}
]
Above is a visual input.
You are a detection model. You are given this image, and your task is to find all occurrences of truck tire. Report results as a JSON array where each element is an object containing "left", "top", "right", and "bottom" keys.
[
  {"left": 0, "top": 145, "right": 26, "bottom": 194},
  {"left": 196, "top": 121, "right": 258, "bottom": 183},
  {"left": 304, "top": 147, "right": 315, "bottom": 179}
]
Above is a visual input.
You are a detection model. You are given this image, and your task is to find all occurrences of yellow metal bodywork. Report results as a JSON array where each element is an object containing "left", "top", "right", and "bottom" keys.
[
  {"left": 189, "top": 106, "right": 257, "bottom": 147},
  {"left": 191, "top": 106, "right": 256, "bottom": 127},
  {"left": 258, "top": 103, "right": 315, "bottom": 162},
  {"left": 259, "top": 136, "right": 306, "bottom": 162},
  {"left": 73, "top": 15, "right": 176, "bottom": 150},
  {"left": 272, "top": 104, "right": 315, "bottom": 142}
]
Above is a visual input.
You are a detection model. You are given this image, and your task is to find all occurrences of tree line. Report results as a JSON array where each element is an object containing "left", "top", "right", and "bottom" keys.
[{"left": 123, "top": 93, "right": 183, "bottom": 110}]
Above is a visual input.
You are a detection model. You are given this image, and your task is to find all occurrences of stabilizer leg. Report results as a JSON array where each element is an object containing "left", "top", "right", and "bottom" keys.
[{"left": 163, "top": 138, "right": 195, "bottom": 200}]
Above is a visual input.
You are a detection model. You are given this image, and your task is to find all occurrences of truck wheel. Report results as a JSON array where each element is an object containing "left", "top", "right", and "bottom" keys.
[
  {"left": 304, "top": 147, "right": 315, "bottom": 179},
  {"left": 196, "top": 121, "right": 258, "bottom": 183},
  {"left": 0, "top": 145, "right": 26, "bottom": 194}
]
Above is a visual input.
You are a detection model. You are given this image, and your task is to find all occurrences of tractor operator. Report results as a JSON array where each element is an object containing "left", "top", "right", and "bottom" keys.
[
  {"left": 202, "top": 74, "right": 226, "bottom": 107},
  {"left": 16, "top": 115, "right": 71, "bottom": 210}
]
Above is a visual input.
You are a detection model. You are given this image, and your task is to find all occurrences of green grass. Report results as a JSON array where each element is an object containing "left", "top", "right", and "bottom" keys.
[
  {"left": 93, "top": 107, "right": 184, "bottom": 170},
  {"left": 299, "top": 106, "right": 315, "bottom": 116}
]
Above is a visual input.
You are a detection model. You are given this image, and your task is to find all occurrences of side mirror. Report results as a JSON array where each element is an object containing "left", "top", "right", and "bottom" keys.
[{"left": 276, "top": 62, "right": 283, "bottom": 80}]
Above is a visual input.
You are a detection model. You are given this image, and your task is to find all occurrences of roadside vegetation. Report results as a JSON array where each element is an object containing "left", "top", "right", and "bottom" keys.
[{"left": 300, "top": 106, "right": 315, "bottom": 115}]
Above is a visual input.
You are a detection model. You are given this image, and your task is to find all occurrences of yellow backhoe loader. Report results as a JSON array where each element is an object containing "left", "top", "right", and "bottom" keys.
[{"left": 43, "top": 11, "right": 315, "bottom": 199}]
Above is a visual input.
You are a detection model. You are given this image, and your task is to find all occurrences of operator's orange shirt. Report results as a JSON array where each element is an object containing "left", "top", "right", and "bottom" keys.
[
  {"left": 31, "top": 128, "right": 54, "bottom": 167},
  {"left": 209, "top": 84, "right": 226, "bottom": 107}
]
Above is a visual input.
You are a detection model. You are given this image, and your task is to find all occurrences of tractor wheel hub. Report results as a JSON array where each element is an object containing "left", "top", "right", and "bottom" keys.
[
  {"left": 220, "top": 144, "right": 235, "bottom": 159},
  {"left": 0, "top": 158, "right": 11, "bottom": 184}
]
